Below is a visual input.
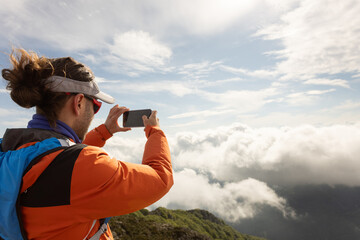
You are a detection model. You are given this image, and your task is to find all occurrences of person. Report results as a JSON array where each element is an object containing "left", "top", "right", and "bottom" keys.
[{"left": 0, "top": 49, "right": 173, "bottom": 239}]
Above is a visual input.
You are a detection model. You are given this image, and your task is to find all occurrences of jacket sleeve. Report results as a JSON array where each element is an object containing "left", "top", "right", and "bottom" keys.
[
  {"left": 82, "top": 124, "right": 112, "bottom": 147},
  {"left": 70, "top": 125, "right": 173, "bottom": 221}
]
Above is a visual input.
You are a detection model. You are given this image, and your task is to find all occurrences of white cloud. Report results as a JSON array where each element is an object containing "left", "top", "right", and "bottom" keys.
[
  {"left": 103, "top": 31, "right": 172, "bottom": 75},
  {"left": 329, "top": 100, "right": 360, "bottom": 111},
  {"left": 306, "top": 89, "right": 336, "bottom": 95},
  {"left": 98, "top": 75, "right": 245, "bottom": 99},
  {"left": 151, "top": 1, "right": 259, "bottom": 35},
  {"left": 110, "top": 31, "right": 171, "bottom": 65},
  {"left": 285, "top": 89, "right": 335, "bottom": 106},
  {"left": 199, "top": 87, "right": 279, "bottom": 112},
  {"left": 0, "top": 107, "right": 32, "bottom": 117},
  {"left": 256, "top": 0, "right": 360, "bottom": 80},
  {"left": 233, "top": 104, "right": 360, "bottom": 128},
  {"left": 0, "top": 108, "right": 34, "bottom": 131},
  {"left": 167, "top": 120, "right": 207, "bottom": 128},
  {"left": 304, "top": 78, "right": 350, "bottom": 89},
  {"left": 100, "top": 121, "right": 360, "bottom": 221},
  {"left": 103, "top": 135, "right": 146, "bottom": 163},
  {"left": 169, "top": 122, "right": 360, "bottom": 186},
  {"left": 0, "top": 89, "right": 9, "bottom": 93},
  {"left": 151, "top": 169, "right": 295, "bottom": 222},
  {"left": 178, "top": 61, "right": 223, "bottom": 80},
  {"left": 220, "top": 65, "right": 279, "bottom": 79},
  {"left": 0, "top": 0, "right": 292, "bottom": 51},
  {"left": 0, "top": 0, "right": 302, "bottom": 77},
  {"left": 102, "top": 79, "right": 193, "bottom": 97},
  {"left": 168, "top": 109, "right": 235, "bottom": 119}
]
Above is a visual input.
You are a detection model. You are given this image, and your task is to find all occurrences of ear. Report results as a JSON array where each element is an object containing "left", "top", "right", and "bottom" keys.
[{"left": 72, "top": 94, "right": 85, "bottom": 116}]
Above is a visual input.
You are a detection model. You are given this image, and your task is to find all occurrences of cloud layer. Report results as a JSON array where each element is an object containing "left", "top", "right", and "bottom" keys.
[
  {"left": 153, "top": 170, "right": 295, "bottom": 222},
  {"left": 104, "top": 122, "right": 360, "bottom": 221},
  {"left": 170, "top": 123, "right": 360, "bottom": 186}
]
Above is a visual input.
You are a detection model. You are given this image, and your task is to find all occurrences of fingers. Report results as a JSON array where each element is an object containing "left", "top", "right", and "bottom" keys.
[
  {"left": 110, "top": 106, "right": 129, "bottom": 121},
  {"left": 105, "top": 105, "right": 131, "bottom": 134},
  {"left": 143, "top": 110, "right": 160, "bottom": 127},
  {"left": 119, "top": 127, "right": 132, "bottom": 132},
  {"left": 111, "top": 105, "right": 129, "bottom": 115},
  {"left": 150, "top": 110, "right": 157, "bottom": 120}
]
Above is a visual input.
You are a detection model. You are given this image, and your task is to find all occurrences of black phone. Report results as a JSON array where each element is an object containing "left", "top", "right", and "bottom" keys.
[{"left": 123, "top": 109, "right": 152, "bottom": 127}]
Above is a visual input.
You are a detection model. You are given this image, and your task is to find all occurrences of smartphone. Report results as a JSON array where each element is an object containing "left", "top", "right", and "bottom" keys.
[{"left": 123, "top": 109, "right": 152, "bottom": 127}]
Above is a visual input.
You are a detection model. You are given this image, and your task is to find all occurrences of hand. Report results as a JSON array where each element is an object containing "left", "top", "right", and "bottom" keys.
[
  {"left": 142, "top": 110, "right": 160, "bottom": 128},
  {"left": 104, "top": 105, "right": 132, "bottom": 135}
]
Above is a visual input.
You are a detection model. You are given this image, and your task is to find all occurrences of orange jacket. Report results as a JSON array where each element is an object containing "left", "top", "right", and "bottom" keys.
[{"left": 16, "top": 124, "right": 173, "bottom": 240}]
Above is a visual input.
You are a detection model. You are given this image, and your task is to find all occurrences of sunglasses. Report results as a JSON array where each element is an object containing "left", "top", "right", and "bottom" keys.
[
  {"left": 66, "top": 93, "right": 102, "bottom": 114},
  {"left": 84, "top": 95, "right": 102, "bottom": 114}
]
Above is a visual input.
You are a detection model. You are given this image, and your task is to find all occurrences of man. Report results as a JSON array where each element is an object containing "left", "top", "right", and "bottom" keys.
[{"left": 0, "top": 49, "right": 173, "bottom": 239}]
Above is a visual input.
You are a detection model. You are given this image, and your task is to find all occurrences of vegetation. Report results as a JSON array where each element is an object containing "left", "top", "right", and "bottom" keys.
[{"left": 109, "top": 207, "right": 266, "bottom": 240}]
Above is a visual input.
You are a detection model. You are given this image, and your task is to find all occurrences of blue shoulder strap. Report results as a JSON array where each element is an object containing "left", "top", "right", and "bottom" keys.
[{"left": 0, "top": 138, "right": 66, "bottom": 240}]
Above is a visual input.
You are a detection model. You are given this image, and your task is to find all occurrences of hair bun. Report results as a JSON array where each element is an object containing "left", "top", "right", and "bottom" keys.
[
  {"left": 1, "top": 48, "right": 53, "bottom": 108},
  {"left": 2, "top": 48, "right": 94, "bottom": 128},
  {"left": 10, "top": 85, "right": 42, "bottom": 108}
]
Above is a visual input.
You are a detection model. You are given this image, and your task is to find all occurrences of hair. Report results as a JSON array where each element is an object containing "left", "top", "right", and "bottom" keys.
[{"left": 1, "top": 48, "right": 94, "bottom": 127}]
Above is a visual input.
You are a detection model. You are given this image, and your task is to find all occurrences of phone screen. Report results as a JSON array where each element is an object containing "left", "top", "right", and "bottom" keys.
[{"left": 123, "top": 109, "right": 152, "bottom": 127}]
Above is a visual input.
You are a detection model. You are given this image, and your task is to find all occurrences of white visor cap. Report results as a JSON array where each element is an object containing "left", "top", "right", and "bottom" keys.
[{"left": 46, "top": 76, "right": 115, "bottom": 104}]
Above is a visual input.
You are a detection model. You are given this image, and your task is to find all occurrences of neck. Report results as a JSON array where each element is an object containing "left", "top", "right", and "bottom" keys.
[{"left": 27, "top": 114, "right": 81, "bottom": 143}]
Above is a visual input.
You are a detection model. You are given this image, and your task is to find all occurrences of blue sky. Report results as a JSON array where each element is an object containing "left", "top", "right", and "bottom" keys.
[{"left": 1, "top": 0, "right": 360, "bottom": 223}]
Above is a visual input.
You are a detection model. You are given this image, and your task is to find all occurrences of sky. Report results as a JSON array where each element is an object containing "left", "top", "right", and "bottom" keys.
[{"left": 1, "top": 0, "right": 360, "bottom": 228}]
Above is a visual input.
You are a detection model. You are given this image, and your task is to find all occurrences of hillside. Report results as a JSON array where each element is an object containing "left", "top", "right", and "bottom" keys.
[{"left": 109, "top": 207, "right": 266, "bottom": 240}]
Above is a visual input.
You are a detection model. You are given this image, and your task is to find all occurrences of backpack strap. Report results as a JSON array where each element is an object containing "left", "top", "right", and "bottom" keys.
[
  {"left": 17, "top": 141, "right": 111, "bottom": 240},
  {"left": 19, "top": 144, "right": 86, "bottom": 207},
  {"left": 88, "top": 220, "right": 109, "bottom": 240},
  {"left": 17, "top": 145, "right": 69, "bottom": 240},
  {"left": 83, "top": 220, "right": 97, "bottom": 240},
  {"left": 17, "top": 142, "right": 86, "bottom": 240}
]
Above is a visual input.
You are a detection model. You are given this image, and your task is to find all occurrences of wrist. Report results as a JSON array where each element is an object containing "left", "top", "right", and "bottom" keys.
[{"left": 104, "top": 123, "right": 114, "bottom": 136}]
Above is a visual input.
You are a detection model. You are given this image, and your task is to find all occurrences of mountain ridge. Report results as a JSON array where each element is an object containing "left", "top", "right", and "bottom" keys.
[{"left": 109, "top": 207, "right": 266, "bottom": 240}]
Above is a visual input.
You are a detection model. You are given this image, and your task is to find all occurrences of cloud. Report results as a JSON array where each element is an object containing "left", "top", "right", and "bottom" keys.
[
  {"left": 285, "top": 88, "right": 336, "bottom": 106},
  {"left": 220, "top": 65, "right": 279, "bottom": 79},
  {"left": 168, "top": 120, "right": 207, "bottom": 128},
  {"left": 0, "top": 107, "right": 32, "bottom": 117},
  {"left": 97, "top": 74, "right": 245, "bottom": 100},
  {"left": 161, "top": 1, "right": 259, "bottom": 35},
  {"left": 103, "top": 135, "right": 146, "bottom": 163},
  {"left": 0, "top": 0, "right": 301, "bottom": 77},
  {"left": 151, "top": 169, "right": 295, "bottom": 222},
  {"left": 329, "top": 100, "right": 360, "bottom": 111},
  {"left": 233, "top": 102, "right": 360, "bottom": 128},
  {"left": 110, "top": 31, "right": 171, "bottom": 65},
  {"left": 178, "top": 61, "right": 223, "bottom": 80},
  {"left": 103, "top": 130, "right": 294, "bottom": 222},
  {"left": 101, "top": 79, "right": 194, "bottom": 97},
  {"left": 304, "top": 78, "right": 350, "bottom": 89},
  {"left": 103, "top": 31, "right": 172, "bottom": 75},
  {"left": 256, "top": 0, "right": 360, "bottom": 80},
  {"left": 199, "top": 87, "right": 279, "bottom": 112},
  {"left": 168, "top": 109, "right": 235, "bottom": 119},
  {"left": 0, "top": 0, "right": 290, "bottom": 51},
  {"left": 0, "top": 89, "right": 9, "bottom": 93},
  {"left": 102, "top": 121, "right": 360, "bottom": 221},
  {"left": 0, "top": 108, "right": 34, "bottom": 133},
  {"left": 169, "top": 122, "right": 360, "bottom": 186}
]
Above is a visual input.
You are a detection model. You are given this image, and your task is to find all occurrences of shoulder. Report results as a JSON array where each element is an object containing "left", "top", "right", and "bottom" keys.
[{"left": 71, "top": 145, "right": 120, "bottom": 190}]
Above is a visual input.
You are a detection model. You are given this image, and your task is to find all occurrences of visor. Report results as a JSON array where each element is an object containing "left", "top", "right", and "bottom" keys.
[{"left": 45, "top": 76, "right": 115, "bottom": 104}]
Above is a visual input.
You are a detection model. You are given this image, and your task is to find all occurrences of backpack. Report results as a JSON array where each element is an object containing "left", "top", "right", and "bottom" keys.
[
  {"left": 0, "top": 137, "right": 111, "bottom": 240},
  {"left": 0, "top": 137, "right": 74, "bottom": 239}
]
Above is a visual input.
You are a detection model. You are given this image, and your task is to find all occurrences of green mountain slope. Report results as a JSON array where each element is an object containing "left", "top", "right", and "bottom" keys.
[{"left": 109, "top": 207, "right": 266, "bottom": 240}]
